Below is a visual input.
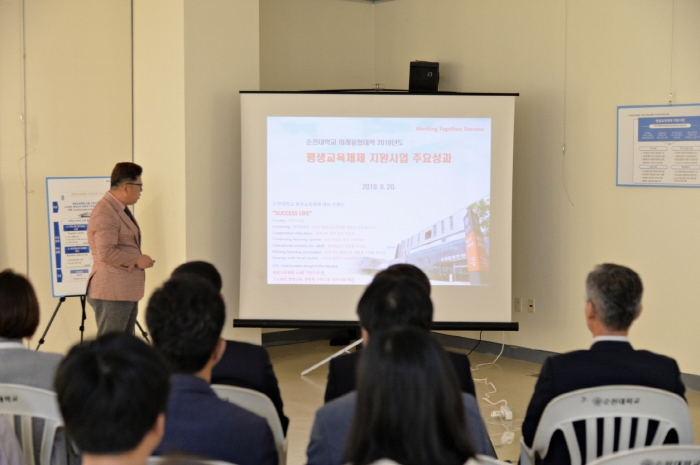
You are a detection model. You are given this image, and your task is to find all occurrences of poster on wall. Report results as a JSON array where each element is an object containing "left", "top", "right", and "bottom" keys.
[
  {"left": 618, "top": 103, "right": 700, "bottom": 187},
  {"left": 46, "top": 177, "right": 110, "bottom": 297}
]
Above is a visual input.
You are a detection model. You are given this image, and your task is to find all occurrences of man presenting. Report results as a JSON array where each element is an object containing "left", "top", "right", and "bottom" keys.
[
  {"left": 521, "top": 263, "right": 686, "bottom": 464},
  {"left": 86, "top": 162, "right": 154, "bottom": 335}
]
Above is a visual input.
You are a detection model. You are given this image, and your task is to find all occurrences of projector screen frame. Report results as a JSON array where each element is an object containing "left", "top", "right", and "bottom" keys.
[
  {"left": 238, "top": 90, "right": 518, "bottom": 330},
  {"left": 233, "top": 319, "right": 519, "bottom": 331}
]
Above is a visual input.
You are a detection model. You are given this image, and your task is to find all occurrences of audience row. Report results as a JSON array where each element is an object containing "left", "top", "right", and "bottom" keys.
[{"left": 0, "top": 262, "right": 688, "bottom": 465}]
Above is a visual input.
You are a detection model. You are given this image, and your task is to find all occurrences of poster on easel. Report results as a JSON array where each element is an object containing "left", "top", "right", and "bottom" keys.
[
  {"left": 46, "top": 177, "right": 110, "bottom": 297},
  {"left": 617, "top": 103, "right": 700, "bottom": 187}
]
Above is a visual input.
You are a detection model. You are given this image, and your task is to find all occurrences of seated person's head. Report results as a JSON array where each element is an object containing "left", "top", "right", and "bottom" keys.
[
  {"left": 585, "top": 263, "right": 643, "bottom": 332},
  {"left": 54, "top": 333, "right": 170, "bottom": 458},
  {"left": 343, "top": 327, "right": 475, "bottom": 465},
  {"left": 0, "top": 269, "right": 40, "bottom": 340},
  {"left": 356, "top": 274, "right": 432, "bottom": 340},
  {"left": 171, "top": 261, "right": 222, "bottom": 293},
  {"left": 375, "top": 264, "right": 431, "bottom": 296},
  {"left": 146, "top": 274, "right": 225, "bottom": 375}
]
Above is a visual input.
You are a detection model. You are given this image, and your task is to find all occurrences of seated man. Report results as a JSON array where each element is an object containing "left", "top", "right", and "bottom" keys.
[
  {"left": 522, "top": 263, "right": 686, "bottom": 464},
  {"left": 307, "top": 275, "right": 495, "bottom": 465},
  {"left": 171, "top": 260, "right": 289, "bottom": 434},
  {"left": 54, "top": 333, "right": 170, "bottom": 465},
  {"left": 146, "top": 274, "right": 277, "bottom": 465},
  {"left": 324, "top": 264, "right": 476, "bottom": 403}
]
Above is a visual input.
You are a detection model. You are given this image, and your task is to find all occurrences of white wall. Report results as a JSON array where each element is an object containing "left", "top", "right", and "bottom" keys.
[
  {"left": 370, "top": 0, "right": 700, "bottom": 374},
  {"left": 0, "top": 0, "right": 261, "bottom": 353},
  {"left": 260, "top": 0, "right": 374, "bottom": 91},
  {"left": 0, "top": 0, "right": 132, "bottom": 353},
  {"left": 132, "top": 0, "right": 188, "bottom": 332},
  {"left": 182, "top": 0, "right": 260, "bottom": 342},
  {"left": 4, "top": 0, "right": 700, "bottom": 372},
  {"left": 257, "top": 0, "right": 700, "bottom": 375},
  {"left": 133, "top": 0, "right": 260, "bottom": 343},
  {"left": 0, "top": 0, "right": 27, "bottom": 273}
]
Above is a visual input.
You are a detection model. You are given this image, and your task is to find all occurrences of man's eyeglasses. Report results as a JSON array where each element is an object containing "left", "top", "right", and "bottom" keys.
[{"left": 125, "top": 183, "right": 143, "bottom": 188}]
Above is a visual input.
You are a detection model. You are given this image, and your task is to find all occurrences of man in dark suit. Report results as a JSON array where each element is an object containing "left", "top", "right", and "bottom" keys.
[
  {"left": 147, "top": 274, "right": 277, "bottom": 465},
  {"left": 324, "top": 264, "right": 476, "bottom": 403},
  {"left": 171, "top": 261, "right": 289, "bottom": 434},
  {"left": 55, "top": 333, "right": 170, "bottom": 465},
  {"left": 521, "top": 263, "right": 686, "bottom": 465}
]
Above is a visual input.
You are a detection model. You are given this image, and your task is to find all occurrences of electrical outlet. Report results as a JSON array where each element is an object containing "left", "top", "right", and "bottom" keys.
[
  {"left": 527, "top": 298, "right": 535, "bottom": 313},
  {"left": 514, "top": 297, "right": 522, "bottom": 312}
]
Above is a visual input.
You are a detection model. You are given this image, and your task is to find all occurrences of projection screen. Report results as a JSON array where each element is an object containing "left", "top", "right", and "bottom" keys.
[{"left": 238, "top": 91, "right": 516, "bottom": 328}]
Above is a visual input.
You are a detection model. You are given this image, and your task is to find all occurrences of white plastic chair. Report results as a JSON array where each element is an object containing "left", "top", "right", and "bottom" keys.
[
  {"left": 520, "top": 385, "right": 693, "bottom": 465},
  {"left": 368, "top": 457, "right": 509, "bottom": 465},
  {"left": 587, "top": 445, "right": 700, "bottom": 464},
  {"left": 210, "top": 385, "right": 287, "bottom": 465},
  {"left": 147, "top": 457, "right": 236, "bottom": 465},
  {"left": 0, "top": 384, "right": 64, "bottom": 465},
  {"left": 474, "top": 454, "right": 511, "bottom": 464},
  {"left": 0, "top": 415, "right": 25, "bottom": 465}
]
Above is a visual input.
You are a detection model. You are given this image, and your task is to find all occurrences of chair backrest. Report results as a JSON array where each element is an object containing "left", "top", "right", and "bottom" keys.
[
  {"left": 0, "top": 384, "right": 64, "bottom": 465},
  {"left": 148, "top": 456, "right": 237, "bottom": 465},
  {"left": 368, "top": 457, "right": 509, "bottom": 465},
  {"left": 0, "top": 415, "right": 25, "bottom": 465},
  {"left": 210, "top": 385, "right": 286, "bottom": 465},
  {"left": 521, "top": 385, "right": 693, "bottom": 465},
  {"left": 587, "top": 445, "right": 700, "bottom": 465},
  {"left": 474, "top": 454, "right": 511, "bottom": 464}
]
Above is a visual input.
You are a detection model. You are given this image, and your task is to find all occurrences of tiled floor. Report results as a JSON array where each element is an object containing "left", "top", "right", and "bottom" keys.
[{"left": 268, "top": 340, "right": 700, "bottom": 465}]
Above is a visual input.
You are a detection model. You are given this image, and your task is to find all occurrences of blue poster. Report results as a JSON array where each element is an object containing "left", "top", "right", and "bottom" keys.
[{"left": 46, "top": 177, "right": 110, "bottom": 297}]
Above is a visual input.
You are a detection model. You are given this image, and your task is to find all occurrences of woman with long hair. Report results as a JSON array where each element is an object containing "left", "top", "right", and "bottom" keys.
[{"left": 342, "top": 326, "right": 478, "bottom": 465}]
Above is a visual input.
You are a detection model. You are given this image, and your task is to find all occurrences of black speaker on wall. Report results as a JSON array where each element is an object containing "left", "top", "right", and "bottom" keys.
[{"left": 409, "top": 61, "right": 439, "bottom": 92}]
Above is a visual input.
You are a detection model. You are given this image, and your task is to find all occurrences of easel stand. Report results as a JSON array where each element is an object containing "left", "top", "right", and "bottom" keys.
[
  {"left": 35, "top": 295, "right": 150, "bottom": 351},
  {"left": 36, "top": 295, "right": 87, "bottom": 351},
  {"left": 301, "top": 339, "right": 362, "bottom": 376}
]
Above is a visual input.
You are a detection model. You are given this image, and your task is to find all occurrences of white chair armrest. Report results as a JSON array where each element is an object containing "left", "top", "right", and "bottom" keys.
[{"left": 520, "top": 437, "right": 535, "bottom": 465}]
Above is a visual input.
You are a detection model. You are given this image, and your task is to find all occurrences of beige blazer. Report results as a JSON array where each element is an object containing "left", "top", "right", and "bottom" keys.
[{"left": 86, "top": 192, "right": 145, "bottom": 301}]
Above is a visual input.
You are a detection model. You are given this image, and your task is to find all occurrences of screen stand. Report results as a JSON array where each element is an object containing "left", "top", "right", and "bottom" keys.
[
  {"left": 301, "top": 339, "right": 362, "bottom": 376},
  {"left": 36, "top": 295, "right": 87, "bottom": 350}
]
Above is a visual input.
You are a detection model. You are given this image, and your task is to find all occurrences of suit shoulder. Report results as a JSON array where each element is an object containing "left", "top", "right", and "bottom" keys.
[
  {"left": 544, "top": 349, "right": 590, "bottom": 364},
  {"left": 217, "top": 395, "right": 268, "bottom": 426},
  {"left": 225, "top": 340, "right": 267, "bottom": 359},
  {"left": 448, "top": 350, "right": 472, "bottom": 368},
  {"left": 634, "top": 349, "right": 680, "bottom": 366},
  {"left": 315, "top": 392, "right": 356, "bottom": 428},
  {"left": 329, "top": 351, "right": 359, "bottom": 370}
]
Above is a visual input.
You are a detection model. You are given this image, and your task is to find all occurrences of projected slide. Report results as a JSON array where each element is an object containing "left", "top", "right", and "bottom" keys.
[{"left": 267, "top": 117, "right": 491, "bottom": 286}]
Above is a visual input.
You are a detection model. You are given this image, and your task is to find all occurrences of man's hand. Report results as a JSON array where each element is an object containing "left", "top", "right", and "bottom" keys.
[{"left": 136, "top": 254, "right": 155, "bottom": 269}]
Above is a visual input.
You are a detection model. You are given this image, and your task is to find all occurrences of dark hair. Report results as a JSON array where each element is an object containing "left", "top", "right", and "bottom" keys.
[
  {"left": 376, "top": 264, "right": 431, "bottom": 295},
  {"left": 110, "top": 162, "right": 142, "bottom": 188},
  {"left": 54, "top": 333, "right": 170, "bottom": 454},
  {"left": 171, "top": 261, "right": 223, "bottom": 293},
  {"left": 585, "top": 263, "right": 643, "bottom": 331},
  {"left": 343, "top": 327, "right": 475, "bottom": 465},
  {"left": 146, "top": 275, "right": 225, "bottom": 373},
  {"left": 0, "top": 269, "right": 40, "bottom": 339},
  {"left": 357, "top": 275, "right": 433, "bottom": 334}
]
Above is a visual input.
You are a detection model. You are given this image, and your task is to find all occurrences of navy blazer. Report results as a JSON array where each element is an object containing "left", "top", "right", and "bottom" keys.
[
  {"left": 155, "top": 374, "right": 278, "bottom": 465},
  {"left": 211, "top": 340, "right": 289, "bottom": 434},
  {"left": 522, "top": 341, "right": 686, "bottom": 465},
  {"left": 324, "top": 348, "right": 476, "bottom": 403}
]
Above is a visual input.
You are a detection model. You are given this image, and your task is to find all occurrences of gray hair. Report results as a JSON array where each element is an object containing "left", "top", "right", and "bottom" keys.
[{"left": 585, "top": 264, "right": 643, "bottom": 331}]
